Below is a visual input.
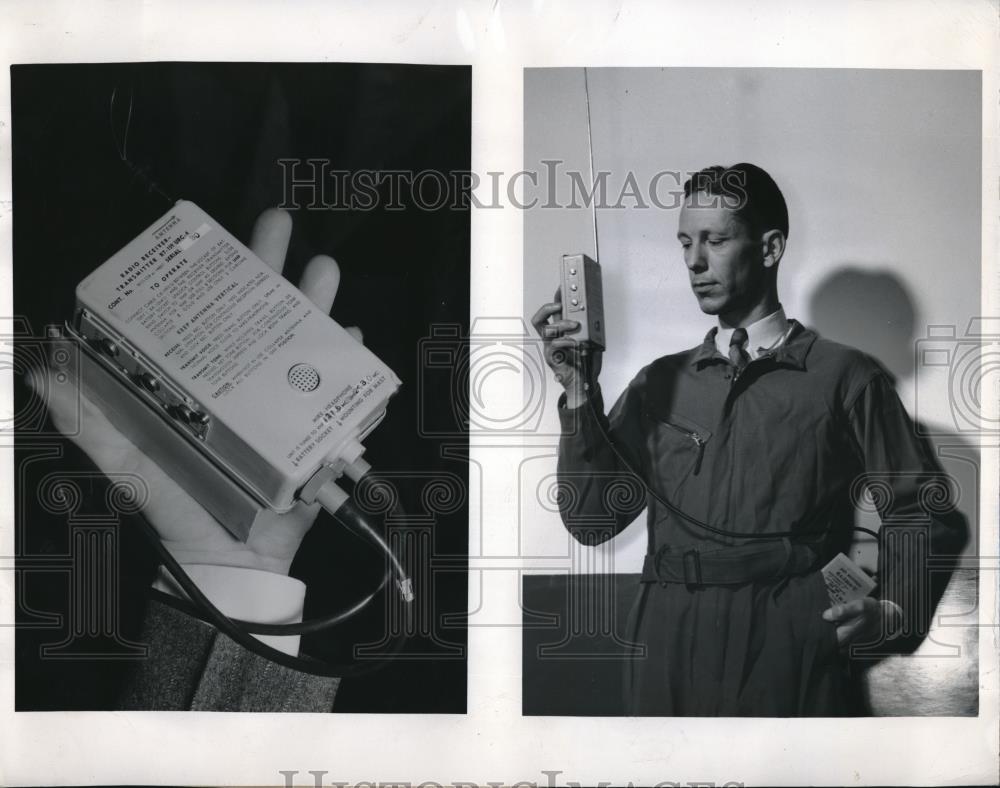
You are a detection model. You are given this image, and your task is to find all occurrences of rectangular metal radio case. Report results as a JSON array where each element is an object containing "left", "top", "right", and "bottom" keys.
[
  {"left": 67, "top": 200, "right": 401, "bottom": 540},
  {"left": 560, "top": 252, "right": 605, "bottom": 351}
]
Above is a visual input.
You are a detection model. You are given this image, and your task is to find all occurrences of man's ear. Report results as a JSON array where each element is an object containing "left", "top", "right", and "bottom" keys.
[{"left": 761, "top": 229, "right": 785, "bottom": 269}]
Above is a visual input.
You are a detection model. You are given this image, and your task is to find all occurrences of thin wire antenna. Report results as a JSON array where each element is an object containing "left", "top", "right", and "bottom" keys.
[
  {"left": 109, "top": 85, "right": 134, "bottom": 161},
  {"left": 583, "top": 67, "right": 600, "bottom": 261},
  {"left": 108, "top": 83, "right": 174, "bottom": 205}
]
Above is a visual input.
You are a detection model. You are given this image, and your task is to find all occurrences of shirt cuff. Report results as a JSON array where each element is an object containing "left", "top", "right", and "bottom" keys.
[
  {"left": 153, "top": 564, "right": 306, "bottom": 657},
  {"left": 558, "top": 392, "right": 587, "bottom": 411}
]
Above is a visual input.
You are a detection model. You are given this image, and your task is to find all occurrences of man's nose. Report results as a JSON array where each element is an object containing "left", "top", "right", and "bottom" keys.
[{"left": 685, "top": 241, "right": 707, "bottom": 270}]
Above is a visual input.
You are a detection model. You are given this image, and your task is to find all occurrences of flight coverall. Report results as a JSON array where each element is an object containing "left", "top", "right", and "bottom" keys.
[{"left": 557, "top": 320, "right": 968, "bottom": 716}]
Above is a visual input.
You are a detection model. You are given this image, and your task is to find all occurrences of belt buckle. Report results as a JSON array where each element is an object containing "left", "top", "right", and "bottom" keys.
[{"left": 682, "top": 548, "right": 703, "bottom": 588}]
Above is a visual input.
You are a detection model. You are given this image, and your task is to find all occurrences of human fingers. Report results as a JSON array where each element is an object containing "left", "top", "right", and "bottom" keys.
[
  {"left": 298, "top": 254, "right": 342, "bottom": 314},
  {"left": 834, "top": 614, "right": 867, "bottom": 647},
  {"left": 545, "top": 341, "right": 580, "bottom": 374},
  {"left": 821, "top": 598, "right": 867, "bottom": 623},
  {"left": 530, "top": 302, "right": 563, "bottom": 337},
  {"left": 541, "top": 318, "right": 581, "bottom": 340},
  {"left": 249, "top": 208, "right": 293, "bottom": 274}
]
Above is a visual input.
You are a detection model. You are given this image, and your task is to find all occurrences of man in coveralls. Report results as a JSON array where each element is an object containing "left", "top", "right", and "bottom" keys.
[{"left": 531, "top": 163, "right": 968, "bottom": 716}]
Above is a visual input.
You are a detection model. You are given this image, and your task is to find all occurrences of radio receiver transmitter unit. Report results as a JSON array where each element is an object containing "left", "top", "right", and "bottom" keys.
[{"left": 65, "top": 200, "right": 401, "bottom": 541}]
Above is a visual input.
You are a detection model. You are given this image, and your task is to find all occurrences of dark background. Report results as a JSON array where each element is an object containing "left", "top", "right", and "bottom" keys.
[{"left": 12, "top": 62, "right": 470, "bottom": 712}]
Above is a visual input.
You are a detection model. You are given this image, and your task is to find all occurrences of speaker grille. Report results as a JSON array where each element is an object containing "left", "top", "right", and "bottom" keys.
[{"left": 288, "top": 363, "right": 320, "bottom": 392}]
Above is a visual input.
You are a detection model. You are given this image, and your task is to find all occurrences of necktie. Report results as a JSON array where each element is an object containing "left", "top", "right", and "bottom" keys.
[{"left": 729, "top": 327, "right": 750, "bottom": 375}]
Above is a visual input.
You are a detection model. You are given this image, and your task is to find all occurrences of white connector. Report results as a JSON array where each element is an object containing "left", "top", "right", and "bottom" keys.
[
  {"left": 345, "top": 456, "right": 372, "bottom": 483},
  {"left": 299, "top": 465, "right": 347, "bottom": 507},
  {"left": 322, "top": 437, "right": 371, "bottom": 483},
  {"left": 336, "top": 437, "right": 366, "bottom": 467}
]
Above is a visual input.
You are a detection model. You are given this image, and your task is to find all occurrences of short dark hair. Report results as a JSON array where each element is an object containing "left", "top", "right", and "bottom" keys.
[{"left": 683, "top": 162, "right": 789, "bottom": 239}]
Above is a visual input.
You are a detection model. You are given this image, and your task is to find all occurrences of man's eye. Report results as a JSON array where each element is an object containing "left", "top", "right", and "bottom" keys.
[
  {"left": 679, "top": 241, "right": 691, "bottom": 250},
  {"left": 707, "top": 237, "right": 726, "bottom": 246}
]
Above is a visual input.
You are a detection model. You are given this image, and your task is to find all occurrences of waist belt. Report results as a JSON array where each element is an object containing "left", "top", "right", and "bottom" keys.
[{"left": 640, "top": 539, "right": 821, "bottom": 587}]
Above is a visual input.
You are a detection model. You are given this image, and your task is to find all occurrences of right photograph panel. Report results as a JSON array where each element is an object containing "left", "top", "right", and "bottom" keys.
[{"left": 521, "top": 67, "right": 981, "bottom": 717}]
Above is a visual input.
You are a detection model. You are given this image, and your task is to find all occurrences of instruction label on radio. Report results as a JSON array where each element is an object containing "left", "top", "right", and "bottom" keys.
[
  {"left": 83, "top": 211, "right": 310, "bottom": 402},
  {"left": 75, "top": 200, "right": 401, "bottom": 497},
  {"left": 285, "top": 371, "right": 390, "bottom": 467}
]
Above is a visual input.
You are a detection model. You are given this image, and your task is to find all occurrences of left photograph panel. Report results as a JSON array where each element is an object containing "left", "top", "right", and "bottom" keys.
[{"left": 10, "top": 62, "right": 470, "bottom": 713}]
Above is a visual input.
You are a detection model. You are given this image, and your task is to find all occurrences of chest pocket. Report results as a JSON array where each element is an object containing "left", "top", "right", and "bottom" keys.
[{"left": 641, "top": 409, "right": 714, "bottom": 495}]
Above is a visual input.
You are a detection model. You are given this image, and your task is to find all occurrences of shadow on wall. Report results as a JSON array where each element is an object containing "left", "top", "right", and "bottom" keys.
[
  {"left": 808, "top": 266, "right": 917, "bottom": 382},
  {"left": 808, "top": 265, "right": 977, "bottom": 714}
]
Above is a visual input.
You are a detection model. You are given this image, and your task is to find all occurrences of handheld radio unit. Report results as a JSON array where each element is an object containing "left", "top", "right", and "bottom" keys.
[
  {"left": 65, "top": 200, "right": 401, "bottom": 541},
  {"left": 559, "top": 252, "right": 605, "bottom": 352}
]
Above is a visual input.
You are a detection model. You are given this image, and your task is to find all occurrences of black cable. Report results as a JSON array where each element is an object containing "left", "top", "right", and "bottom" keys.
[
  {"left": 321, "top": 495, "right": 414, "bottom": 605},
  {"left": 137, "top": 514, "right": 358, "bottom": 676},
  {"left": 239, "top": 567, "right": 390, "bottom": 636},
  {"left": 237, "top": 494, "right": 409, "bottom": 636},
  {"left": 576, "top": 348, "right": 879, "bottom": 544},
  {"left": 134, "top": 495, "right": 411, "bottom": 677},
  {"left": 851, "top": 526, "right": 881, "bottom": 541}
]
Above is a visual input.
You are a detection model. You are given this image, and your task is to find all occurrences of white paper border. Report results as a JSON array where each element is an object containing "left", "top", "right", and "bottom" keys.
[{"left": 1, "top": 1, "right": 996, "bottom": 786}]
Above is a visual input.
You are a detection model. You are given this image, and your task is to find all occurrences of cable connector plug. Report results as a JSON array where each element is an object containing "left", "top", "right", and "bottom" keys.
[
  {"left": 327, "top": 437, "right": 366, "bottom": 470},
  {"left": 299, "top": 465, "right": 347, "bottom": 508},
  {"left": 396, "top": 577, "right": 415, "bottom": 603},
  {"left": 345, "top": 456, "right": 372, "bottom": 483}
]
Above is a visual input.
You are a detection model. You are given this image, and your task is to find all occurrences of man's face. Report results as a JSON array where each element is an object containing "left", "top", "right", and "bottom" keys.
[{"left": 676, "top": 193, "right": 767, "bottom": 319}]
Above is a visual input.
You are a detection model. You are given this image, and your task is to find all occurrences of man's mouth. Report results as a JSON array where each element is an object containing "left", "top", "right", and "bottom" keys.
[{"left": 691, "top": 281, "right": 717, "bottom": 292}]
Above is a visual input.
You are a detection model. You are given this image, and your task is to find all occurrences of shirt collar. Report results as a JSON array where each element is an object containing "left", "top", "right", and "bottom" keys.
[
  {"left": 714, "top": 306, "right": 790, "bottom": 360},
  {"left": 690, "top": 314, "right": 816, "bottom": 370}
]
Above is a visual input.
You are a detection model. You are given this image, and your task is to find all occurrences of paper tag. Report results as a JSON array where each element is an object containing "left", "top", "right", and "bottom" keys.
[{"left": 821, "top": 552, "right": 876, "bottom": 605}]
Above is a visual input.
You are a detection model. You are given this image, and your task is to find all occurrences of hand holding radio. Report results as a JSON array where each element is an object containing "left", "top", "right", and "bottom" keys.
[
  {"left": 531, "top": 286, "right": 603, "bottom": 409},
  {"left": 27, "top": 208, "right": 360, "bottom": 577}
]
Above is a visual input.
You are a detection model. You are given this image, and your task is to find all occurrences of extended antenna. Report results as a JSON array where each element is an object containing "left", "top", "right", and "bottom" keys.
[
  {"left": 556, "top": 67, "right": 606, "bottom": 353},
  {"left": 583, "top": 67, "right": 600, "bottom": 260},
  {"left": 109, "top": 84, "right": 175, "bottom": 205}
]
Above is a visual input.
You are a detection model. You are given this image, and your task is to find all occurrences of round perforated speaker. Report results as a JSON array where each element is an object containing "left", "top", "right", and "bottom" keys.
[{"left": 287, "top": 363, "right": 320, "bottom": 392}]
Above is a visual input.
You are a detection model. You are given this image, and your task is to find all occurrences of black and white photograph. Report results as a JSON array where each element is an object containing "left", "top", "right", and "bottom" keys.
[
  {"left": 1, "top": 2, "right": 997, "bottom": 787},
  {"left": 522, "top": 67, "right": 981, "bottom": 717},
  {"left": 11, "top": 61, "right": 470, "bottom": 714}
]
